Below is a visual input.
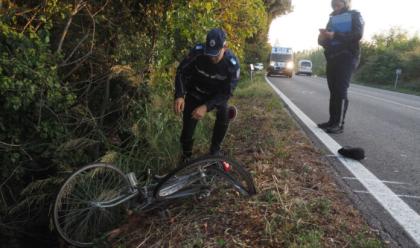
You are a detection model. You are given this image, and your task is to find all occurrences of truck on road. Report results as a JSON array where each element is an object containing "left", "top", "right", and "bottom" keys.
[{"left": 267, "top": 47, "right": 294, "bottom": 78}]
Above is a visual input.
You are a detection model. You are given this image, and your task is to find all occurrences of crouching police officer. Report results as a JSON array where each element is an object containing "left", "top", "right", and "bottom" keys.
[
  {"left": 317, "top": 0, "right": 364, "bottom": 134},
  {"left": 174, "top": 28, "right": 240, "bottom": 161}
]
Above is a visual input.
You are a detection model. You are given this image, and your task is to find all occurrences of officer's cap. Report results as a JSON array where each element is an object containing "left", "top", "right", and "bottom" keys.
[{"left": 204, "top": 28, "right": 227, "bottom": 57}]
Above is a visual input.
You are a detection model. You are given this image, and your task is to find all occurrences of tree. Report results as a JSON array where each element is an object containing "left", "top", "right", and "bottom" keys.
[{"left": 356, "top": 28, "right": 420, "bottom": 87}]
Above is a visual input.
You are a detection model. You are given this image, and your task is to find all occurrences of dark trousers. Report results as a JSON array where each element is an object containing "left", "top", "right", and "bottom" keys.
[
  {"left": 326, "top": 52, "right": 357, "bottom": 126},
  {"left": 180, "top": 95, "right": 229, "bottom": 157}
]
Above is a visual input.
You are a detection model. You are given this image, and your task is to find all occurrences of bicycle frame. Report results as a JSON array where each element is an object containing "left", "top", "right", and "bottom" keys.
[
  {"left": 88, "top": 163, "right": 226, "bottom": 210},
  {"left": 91, "top": 189, "right": 139, "bottom": 208}
]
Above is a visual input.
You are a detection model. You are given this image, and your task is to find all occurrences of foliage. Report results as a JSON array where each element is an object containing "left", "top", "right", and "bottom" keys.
[
  {"left": 264, "top": 0, "right": 293, "bottom": 22},
  {"left": 244, "top": 0, "right": 292, "bottom": 65},
  {"left": 0, "top": 0, "right": 292, "bottom": 246},
  {"left": 356, "top": 28, "right": 420, "bottom": 90}
]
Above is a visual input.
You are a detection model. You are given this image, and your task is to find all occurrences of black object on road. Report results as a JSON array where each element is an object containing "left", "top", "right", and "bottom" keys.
[{"left": 338, "top": 146, "right": 365, "bottom": 160}]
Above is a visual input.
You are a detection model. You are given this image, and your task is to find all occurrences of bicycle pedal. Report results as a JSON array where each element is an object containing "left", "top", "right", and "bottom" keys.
[
  {"left": 197, "top": 190, "right": 211, "bottom": 200},
  {"left": 158, "top": 209, "right": 171, "bottom": 219}
]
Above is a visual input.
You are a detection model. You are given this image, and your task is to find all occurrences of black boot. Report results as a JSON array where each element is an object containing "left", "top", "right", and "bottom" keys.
[
  {"left": 317, "top": 121, "right": 332, "bottom": 129},
  {"left": 326, "top": 99, "right": 348, "bottom": 134},
  {"left": 318, "top": 97, "right": 335, "bottom": 129},
  {"left": 209, "top": 123, "right": 229, "bottom": 155},
  {"left": 178, "top": 154, "right": 191, "bottom": 165},
  {"left": 325, "top": 125, "right": 344, "bottom": 134},
  {"left": 340, "top": 99, "right": 349, "bottom": 128},
  {"left": 180, "top": 139, "right": 193, "bottom": 163}
]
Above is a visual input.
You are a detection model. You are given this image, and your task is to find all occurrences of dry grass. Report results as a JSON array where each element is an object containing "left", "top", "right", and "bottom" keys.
[{"left": 111, "top": 75, "right": 382, "bottom": 248}]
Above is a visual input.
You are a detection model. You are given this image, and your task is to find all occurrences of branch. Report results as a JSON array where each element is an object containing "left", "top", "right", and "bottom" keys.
[
  {"left": 21, "top": 7, "right": 41, "bottom": 33},
  {"left": 0, "top": 141, "right": 21, "bottom": 147},
  {"left": 93, "top": 0, "right": 110, "bottom": 16},
  {"left": 60, "top": 6, "right": 95, "bottom": 70},
  {"left": 0, "top": 166, "right": 22, "bottom": 190},
  {"left": 99, "top": 75, "right": 111, "bottom": 129},
  {"left": 59, "top": 51, "right": 92, "bottom": 67},
  {"left": 56, "top": 0, "right": 86, "bottom": 54},
  {"left": 85, "top": 7, "right": 96, "bottom": 52},
  {"left": 62, "top": 33, "right": 89, "bottom": 64}
]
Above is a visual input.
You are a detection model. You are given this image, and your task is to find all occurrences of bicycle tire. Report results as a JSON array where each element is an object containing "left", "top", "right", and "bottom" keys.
[
  {"left": 154, "top": 155, "right": 256, "bottom": 200},
  {"left": 53, "top": 163, "right": 133, "bottom": 247}
]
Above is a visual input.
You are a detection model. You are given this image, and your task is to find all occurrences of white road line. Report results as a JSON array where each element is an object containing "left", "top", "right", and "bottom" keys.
[
  {"left": 343, "top": 177, "right": 410, "bottom": 185},
  {"left": 350, "top": 91, "right": 420, "bottom": 112},
  {"left": 354, "top": 190, "right": 420, "bottom": 200},
  {"left": 265, "top": 76, "right": 420, "bottom": 245}
]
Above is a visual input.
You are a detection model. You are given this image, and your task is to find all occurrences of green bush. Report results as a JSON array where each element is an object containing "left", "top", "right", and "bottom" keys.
[{"left": 355, "top": 28, "right": 420, "bottom": 90}]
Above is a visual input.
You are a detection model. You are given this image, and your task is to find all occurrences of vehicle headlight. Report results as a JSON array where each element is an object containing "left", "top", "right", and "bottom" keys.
[
  {"left": 270, "top": 61, "right": 275, "bottom": 66},
  {"left": 286, "top": 62, "right": 294, "bottom": 69}
]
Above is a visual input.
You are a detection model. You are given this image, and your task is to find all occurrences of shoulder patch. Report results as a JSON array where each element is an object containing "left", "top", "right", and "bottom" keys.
[
  {"left": 188, "top": 44, "right": 204, "bottom": 58},
  {"left": 229, "top": 57, "right": 237, "bottom": 66},
  {"left": 194, "top": 44, "right": 204, "bottom": 50}
]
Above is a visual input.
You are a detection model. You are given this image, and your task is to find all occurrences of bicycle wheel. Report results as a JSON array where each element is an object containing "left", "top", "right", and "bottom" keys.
[
  {"left": 154, "top": 155, "right": 256, "bottom": 200},
  {"left": 53, "top": 163, "right": 134, "bottom": 247}
]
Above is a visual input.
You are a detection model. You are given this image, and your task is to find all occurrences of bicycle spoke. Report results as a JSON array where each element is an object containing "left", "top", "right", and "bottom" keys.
[{"left": 57, "top": 206, "right": 92, "bottom": 221}]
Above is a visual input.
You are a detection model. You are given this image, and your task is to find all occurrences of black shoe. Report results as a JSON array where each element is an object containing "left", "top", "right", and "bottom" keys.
[
  {"left": 317, "top": 121, "right": 332, "bottom": 129},
  {"left": 178, "top": 154, "right": 191, "bottom": 166},
  {"left": 326, "top": 125, "right": 343, "bottom": 134},
  {"left": 209, "top": 150, "right": 223, "bottom": 156}
]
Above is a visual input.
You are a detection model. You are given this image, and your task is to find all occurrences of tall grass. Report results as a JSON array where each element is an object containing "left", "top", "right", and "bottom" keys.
[{"left": 112, "top": 83, "right": 214, "bottom": 178}]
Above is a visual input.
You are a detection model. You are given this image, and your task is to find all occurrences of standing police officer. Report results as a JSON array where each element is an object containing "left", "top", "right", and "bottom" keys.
[
  {"left": 174, "top": 28, "right": 240, "bottom": 160},
  {"left": 317, "top": 0, "right": 364, "bottom": 134}
]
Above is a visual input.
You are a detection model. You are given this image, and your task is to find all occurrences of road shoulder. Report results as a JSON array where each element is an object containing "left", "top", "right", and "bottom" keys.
[{"left": 114, "top": 75, "right": 383, "bottom": 247}]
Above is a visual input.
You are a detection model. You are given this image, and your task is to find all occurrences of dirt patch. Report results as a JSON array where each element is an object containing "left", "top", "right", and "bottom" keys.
[{"left": 112, "top": 77, "right": 382, "bottom": 247}]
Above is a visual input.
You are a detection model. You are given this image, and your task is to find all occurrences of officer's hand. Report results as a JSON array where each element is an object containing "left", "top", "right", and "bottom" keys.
[
  {"left": 192, "top": 105, "right": 207, "bottom": 120},
  {"left": 174, "top": 98, "right": 185, "bottom": 115},
  {"left": 324, "top": 31, "right": 335, "bottom": 40},
  {"left": 318, "top": 33, "right": 326, "bottom": 44}
]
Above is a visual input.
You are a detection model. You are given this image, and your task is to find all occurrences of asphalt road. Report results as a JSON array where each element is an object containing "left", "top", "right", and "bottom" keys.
[{"left": 268, "top": 75, "right": 420, "bottom": 247}]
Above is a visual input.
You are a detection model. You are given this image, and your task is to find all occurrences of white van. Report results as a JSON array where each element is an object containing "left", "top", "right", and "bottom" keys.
[
  {"left": 254, "top": 63, "right": 264, "bottom": 71},
  {"left": 297, "top": 60, "right": 312, "bottom": 76}
]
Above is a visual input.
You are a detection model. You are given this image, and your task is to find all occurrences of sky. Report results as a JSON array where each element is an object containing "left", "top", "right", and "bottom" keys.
[{"left": 268, "top": 0, "right": 420, "bottom": 52}]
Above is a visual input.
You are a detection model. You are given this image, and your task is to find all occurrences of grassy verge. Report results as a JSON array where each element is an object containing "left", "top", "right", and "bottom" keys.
[{"left": 112, "top": 75, "right": 382, "bottom": 247}]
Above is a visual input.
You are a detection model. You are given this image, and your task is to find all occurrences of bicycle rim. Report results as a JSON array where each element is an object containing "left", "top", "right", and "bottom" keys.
[
  {"left": 53, "top": 163, "right": 132, "bottom": 247},
  {"left": 205, "top": 156, "right": 256, "bottom": 196}
]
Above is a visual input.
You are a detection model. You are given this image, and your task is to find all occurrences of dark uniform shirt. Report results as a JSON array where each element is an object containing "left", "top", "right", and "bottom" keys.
[
  {"left": 319, "top": 8, "right": 364, "bottom": 60},
  {"left": 175, "top": 44, "right": 240, "bottom": 111}
]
